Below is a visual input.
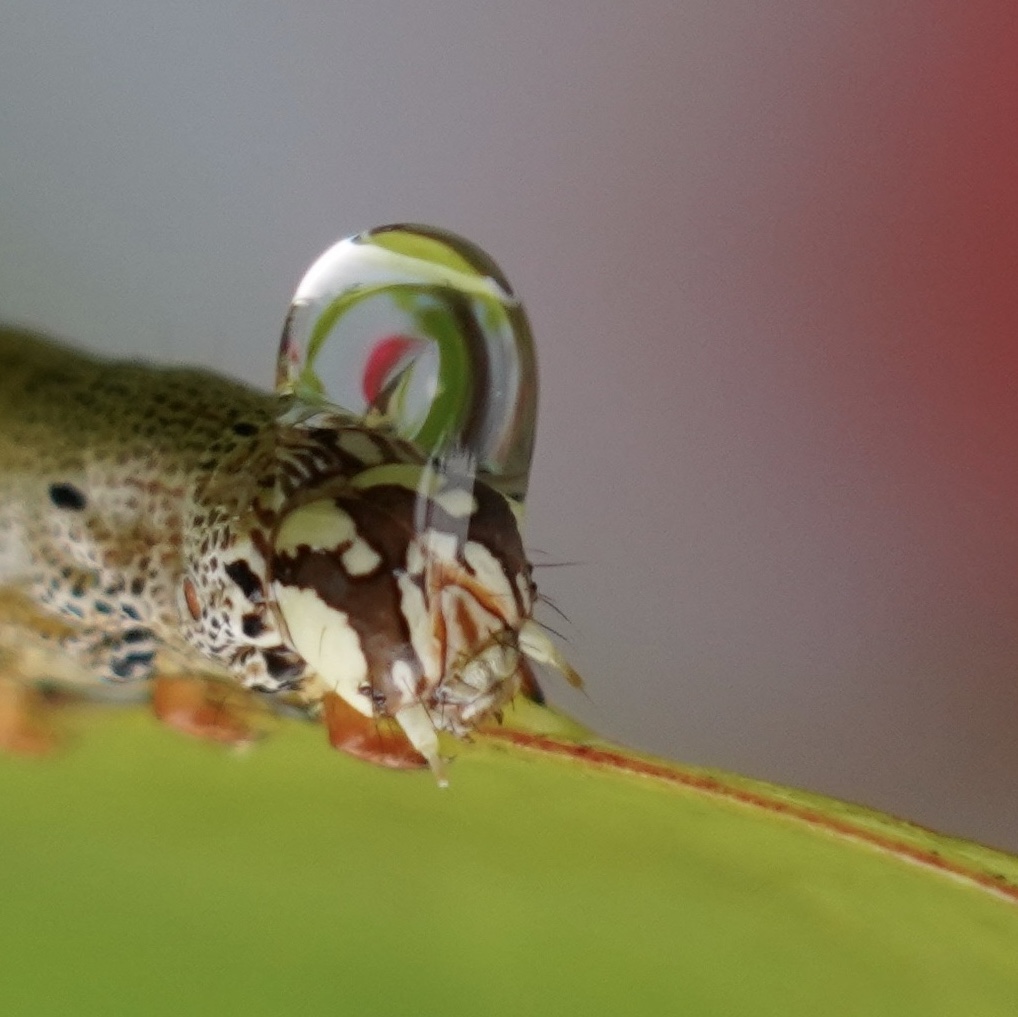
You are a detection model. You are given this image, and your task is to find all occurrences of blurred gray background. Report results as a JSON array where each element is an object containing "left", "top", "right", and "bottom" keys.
[{"left": 3, "top": 2, "right": 1018, "bottom": 848}]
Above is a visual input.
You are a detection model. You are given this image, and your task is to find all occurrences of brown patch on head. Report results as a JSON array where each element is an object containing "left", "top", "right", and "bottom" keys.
[
  {"left": 271, "top": 485, "right": 427, "bottom": 709},
  {"left": 454, "top": 596, "right": 480, "bottom": 647},
  {"left": 431, "top": 559, "right": 516, "bottom": 629},
  {"left": 271, "top": 477, "right": 531, "bottom": 729},
  {"left": 466, "top": 485, "right": 528, "bottom": 580}
]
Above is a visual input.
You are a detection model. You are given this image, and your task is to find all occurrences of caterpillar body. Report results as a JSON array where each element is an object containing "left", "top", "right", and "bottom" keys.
[{"left": 0, "top": 225, "right": 578, "bottom": 783}]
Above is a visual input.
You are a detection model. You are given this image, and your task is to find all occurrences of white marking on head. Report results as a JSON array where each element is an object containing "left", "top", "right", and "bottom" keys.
[
  {"left": 273, "top": 584, "right": 372, "bottom": 714},
  {"left": 341, "top": 541, "right": 382, "bottom": 576},
  {"left": 276, "top": 501, "right": 356, "bottom": 554},
  {"left": 338, "top": 429, "right": 384, "bottom": 465},
  {"left": 434, "top": 488, "right": 478, "bottom": 518},
  {"left": 406, "top": 540, "right": 426, "bottom": 576},
  {"left": 463, "top": 541, "right": 517, "bottom": 621},
  {"left": 277, "top": 500, "right": 382, "bottom": 576},
  {"left": 421, "top": 529, "right": 458, "bottom": 565},
  {"left": 396, "top": 573, "right": 441, "bottom": 679},
  {"left": 351, "top": 463, "right": 436, "bottom": 495},
  {"left": 391, "top": 659, "right": 416, "bottom": 697}
]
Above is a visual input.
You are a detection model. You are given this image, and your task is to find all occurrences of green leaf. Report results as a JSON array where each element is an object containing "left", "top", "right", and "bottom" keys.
[{"left": 1, "top": 700, "right": 1016, "bottom": 1016}]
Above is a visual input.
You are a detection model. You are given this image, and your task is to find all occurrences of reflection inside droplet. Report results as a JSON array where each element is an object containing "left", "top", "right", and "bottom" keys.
[{"left": 276, "top": 224, "right": 538, "bottom": 504}]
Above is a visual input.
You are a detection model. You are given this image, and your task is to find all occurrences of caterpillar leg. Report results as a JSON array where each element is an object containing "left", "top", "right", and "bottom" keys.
[
  {"left": 321, "top": 692, "right": 429, "bottom": 771},
  {"left": 0, "top": 589, "right": 257, "bottom": 749},
  {"left": 151, "top": 676, "right": 258, "bottom": 747},
  {"left": 0, "top": 589, "right": 95, "bottom": 755},
  {"left": 0, "top": 679, "right": 59, "bottom": 755}
]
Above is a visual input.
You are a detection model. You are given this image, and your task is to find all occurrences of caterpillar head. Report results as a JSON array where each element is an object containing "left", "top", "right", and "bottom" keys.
[
  {"left": 268, "top": 223, "right": 575, "bottom": 781},
  {"left": 268, "top": 461, "right": 577, "bottom": 783}
]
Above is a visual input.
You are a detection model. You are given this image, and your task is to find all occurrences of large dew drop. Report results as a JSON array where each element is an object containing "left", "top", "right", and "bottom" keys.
[{"left": 276, "top": 224, "right": 538, "bottom": 505}]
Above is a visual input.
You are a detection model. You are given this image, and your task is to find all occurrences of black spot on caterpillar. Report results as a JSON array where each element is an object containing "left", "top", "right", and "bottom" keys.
[{"left": 49, "top": 482, "right": 87, "bottom": 511}]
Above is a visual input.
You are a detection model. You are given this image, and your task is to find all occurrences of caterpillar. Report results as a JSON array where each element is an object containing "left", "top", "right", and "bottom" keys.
[{"left": 0, "top": 224, "right": 579, "bottom": 784}]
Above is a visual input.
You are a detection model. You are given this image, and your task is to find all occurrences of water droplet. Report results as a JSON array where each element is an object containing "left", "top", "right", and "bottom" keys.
[{"left": 277, "top": 224, "right": 538, "bottom": 504}]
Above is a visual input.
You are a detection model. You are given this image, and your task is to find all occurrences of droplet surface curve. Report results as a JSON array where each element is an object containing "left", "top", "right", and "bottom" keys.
[{"left": 276, "top": 224, "right": 538, "bottom": 504}]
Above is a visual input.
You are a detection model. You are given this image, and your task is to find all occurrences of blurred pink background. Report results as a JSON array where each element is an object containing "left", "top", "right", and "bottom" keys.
[{"left": 2, "top": 2, "right": 1017, "bottom": 847}]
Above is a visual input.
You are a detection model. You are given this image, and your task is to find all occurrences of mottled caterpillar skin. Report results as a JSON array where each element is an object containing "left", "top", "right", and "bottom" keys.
[{"left": 0, "top": 328, "right": 569, "bottom": 779}]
